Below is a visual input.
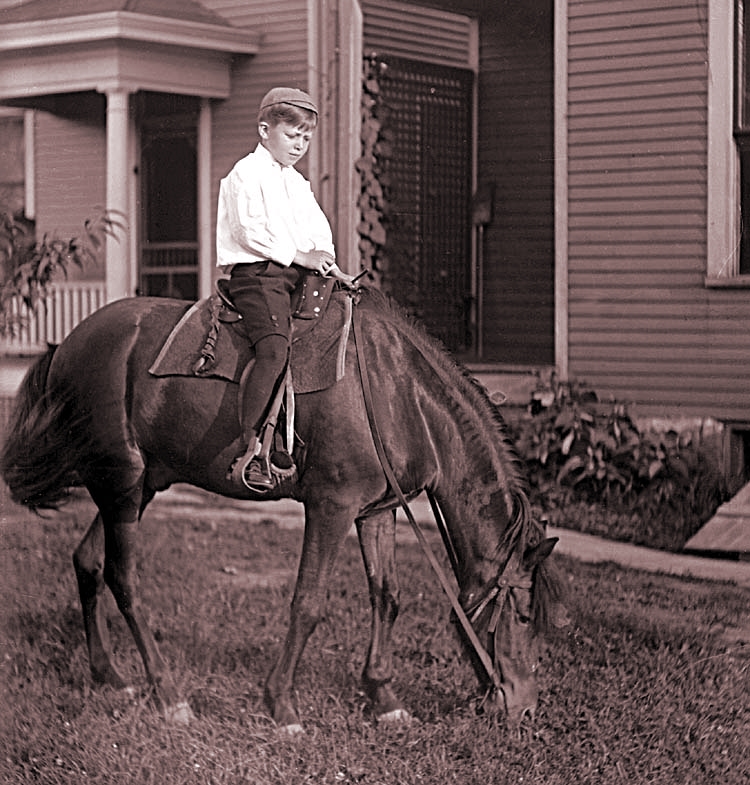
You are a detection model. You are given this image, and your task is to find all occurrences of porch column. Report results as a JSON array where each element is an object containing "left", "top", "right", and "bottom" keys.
[
  {"left": 105, "top": 88, "right": 132, "bottom": 302},
  {"left": 198, "top": 98, "right": 213, "bottom": 300},
  {"left": 309, "top": 0, "right": 362, "bottom": 274}
]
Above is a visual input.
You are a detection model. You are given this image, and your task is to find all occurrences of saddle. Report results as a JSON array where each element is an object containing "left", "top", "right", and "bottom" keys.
[
  {"left": 149, "top": 275, "right": 354, "bottom": 485},
  {"left": 149, "top": 274, "right": 351, "bottom": 393}
]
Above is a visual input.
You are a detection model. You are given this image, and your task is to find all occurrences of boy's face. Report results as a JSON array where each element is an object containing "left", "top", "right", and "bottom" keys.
[{"left": 259, "top": 121, "right": 314, "bottom": 167}]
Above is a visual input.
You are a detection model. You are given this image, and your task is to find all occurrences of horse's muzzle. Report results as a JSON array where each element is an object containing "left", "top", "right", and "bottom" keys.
[{"left": 483, "top": 680, "right": 538, "bottom": 728}]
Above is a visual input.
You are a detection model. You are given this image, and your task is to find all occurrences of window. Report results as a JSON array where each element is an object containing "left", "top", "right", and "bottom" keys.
[
  {"left": 0, "top": 110, "right": 26, "bottom": 219},
  {"left": 706, "top": 1, "right": 741, "bottom": 283},
  {"left": 737, "top": 1, "right": 750, "bottom": 273}
]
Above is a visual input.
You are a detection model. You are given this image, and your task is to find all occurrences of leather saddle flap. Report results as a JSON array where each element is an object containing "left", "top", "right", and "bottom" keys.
[{"left": 149, "top": 290, "right": 352, "bottom": 394}]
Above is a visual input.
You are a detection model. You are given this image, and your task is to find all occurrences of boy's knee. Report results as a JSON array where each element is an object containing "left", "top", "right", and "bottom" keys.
[{"left": 254, "top": 335, "right": 289, "bottom": 369}]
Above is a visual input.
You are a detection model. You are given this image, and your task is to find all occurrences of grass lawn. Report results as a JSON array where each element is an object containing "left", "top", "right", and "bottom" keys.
[{"left": 1, "top": 493, "right": 749, "bottom": 784}]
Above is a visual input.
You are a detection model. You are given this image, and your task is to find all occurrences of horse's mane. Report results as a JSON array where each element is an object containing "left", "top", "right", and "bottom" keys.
[
  {"left": 356, "top": 287, "right": 561, "bottom": 634},
  {"left": 357, "top": 287, "right": 536, "bottom": 545}
]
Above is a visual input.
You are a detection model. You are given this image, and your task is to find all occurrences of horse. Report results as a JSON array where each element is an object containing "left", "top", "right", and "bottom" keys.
[{"left": 1, "top": 286, "right": 561, "bottom": 732}]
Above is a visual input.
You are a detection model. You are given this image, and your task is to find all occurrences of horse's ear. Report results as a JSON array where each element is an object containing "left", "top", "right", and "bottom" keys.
[{"left": 523, "top": 537, "right": 558, "bottom": 569}]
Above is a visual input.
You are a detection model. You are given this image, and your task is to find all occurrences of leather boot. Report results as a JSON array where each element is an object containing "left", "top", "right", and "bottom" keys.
[{"left": 228, "top": 440, "right": 274, "bottom": 492}]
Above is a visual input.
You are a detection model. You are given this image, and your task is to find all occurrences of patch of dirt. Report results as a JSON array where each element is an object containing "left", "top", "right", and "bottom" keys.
[{"left": 216, "top": 565, "right": 293, "bottom": 589}]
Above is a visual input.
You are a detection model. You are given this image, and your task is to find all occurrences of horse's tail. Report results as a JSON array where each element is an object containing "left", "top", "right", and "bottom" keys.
[{"left": 1, "top": 345, "right": 90, "bottom": 511}]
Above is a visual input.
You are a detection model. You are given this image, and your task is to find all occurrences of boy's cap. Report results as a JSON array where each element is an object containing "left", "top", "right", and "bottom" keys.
[{"left": 259, "top": 87, "right": 318, "bottom": 114}]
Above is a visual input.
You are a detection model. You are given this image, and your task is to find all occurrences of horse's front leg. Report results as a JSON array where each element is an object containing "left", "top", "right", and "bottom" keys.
[
  {"left": 264, "top": 499, "right": 354, "bottom": 733},
  {"left": 356, "top": 509, "right": 409, "bottom": 723}
]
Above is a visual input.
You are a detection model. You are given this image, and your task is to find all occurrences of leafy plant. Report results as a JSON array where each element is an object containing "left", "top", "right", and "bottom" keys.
[
  {"left": 0, "top": 208, "right": 122, "bottom": 336},
  {"left": 510, "top": 376, "right": 728, "bottom": 550}
]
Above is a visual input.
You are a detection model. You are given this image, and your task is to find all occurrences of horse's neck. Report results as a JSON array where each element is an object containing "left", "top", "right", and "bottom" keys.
[
  {"left": 418, "top": 375, "right": 519, "bottom": 585},
  {"left": 365, "top": 300, "right": 521, "bottom": 581},
  {"left": 431, "top": 476, "right": 516, "bottom": 587}
]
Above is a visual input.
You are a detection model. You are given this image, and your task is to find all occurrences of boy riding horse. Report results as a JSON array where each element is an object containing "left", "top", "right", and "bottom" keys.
[{"left": 216, "top": 87, "right": 354, "bottom": 491}]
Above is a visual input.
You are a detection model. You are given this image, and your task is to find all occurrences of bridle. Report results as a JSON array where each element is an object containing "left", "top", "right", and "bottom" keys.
[
  {"left": 351, "top": 299, "right": 535, "bottom": 702},
  {"left": 466, "top": 559, "right": 534, "bottom": 638}
]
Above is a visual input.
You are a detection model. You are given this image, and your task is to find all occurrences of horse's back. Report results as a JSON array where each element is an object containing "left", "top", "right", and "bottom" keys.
[
  {"left": 54, "top": 297, "right": 189, "bottom": 364},
  {"left": 48, "top": 296, "right": 188, "bottom": 393}
]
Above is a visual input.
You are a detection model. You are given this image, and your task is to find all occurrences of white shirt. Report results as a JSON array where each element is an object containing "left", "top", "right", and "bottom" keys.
[{"left": 216, "top": 143, "right": 335, "bottom": 268}]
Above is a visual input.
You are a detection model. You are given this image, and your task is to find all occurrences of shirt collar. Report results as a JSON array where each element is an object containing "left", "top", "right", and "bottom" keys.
[{"left": 255, "top": 142, "right": 290, "bottom": 172}]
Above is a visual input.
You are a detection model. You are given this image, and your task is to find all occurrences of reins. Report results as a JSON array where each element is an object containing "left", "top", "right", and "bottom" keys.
[{"left": 351, "top": 299, "right": 506, "bottom": 697}]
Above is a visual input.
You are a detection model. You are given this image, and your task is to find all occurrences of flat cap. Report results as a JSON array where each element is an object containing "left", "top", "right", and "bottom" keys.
[{"left": 259, "top": 87, "right": 318, "bottom": 114}]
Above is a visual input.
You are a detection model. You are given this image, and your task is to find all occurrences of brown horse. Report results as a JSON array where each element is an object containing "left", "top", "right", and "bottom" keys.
[{"left": 1, "top": 286, "right": 560, "bottom": 731}]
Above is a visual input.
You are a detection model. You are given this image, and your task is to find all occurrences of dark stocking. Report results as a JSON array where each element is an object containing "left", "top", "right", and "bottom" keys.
[{"left": 240, "top": 333, "right": 289, "bottom": 446}]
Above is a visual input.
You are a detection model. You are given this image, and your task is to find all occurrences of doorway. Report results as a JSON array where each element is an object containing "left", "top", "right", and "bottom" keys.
[
  {"left": 138, "top": 93, "right": 199, "bottom": 301},
  {"left": 375, "top": 56, "right": 473, "bottom": 353}
]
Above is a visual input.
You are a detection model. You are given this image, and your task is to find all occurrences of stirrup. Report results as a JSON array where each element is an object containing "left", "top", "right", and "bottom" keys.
[
  {"left": 270, "top": 449, "right": 297, "bottom": 480},
  {"left": 229, "top": 450, "right": 274, "bottom": 492}
]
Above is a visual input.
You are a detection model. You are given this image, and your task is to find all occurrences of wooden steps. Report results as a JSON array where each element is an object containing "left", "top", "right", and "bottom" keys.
[{"left": 685, "top": 480, "right": 750, "bottom": 559}]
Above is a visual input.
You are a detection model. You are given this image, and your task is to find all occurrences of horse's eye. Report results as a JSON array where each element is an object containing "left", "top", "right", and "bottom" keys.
[{"left": 513, "top": 589, "right": 532, "bottom": 623}]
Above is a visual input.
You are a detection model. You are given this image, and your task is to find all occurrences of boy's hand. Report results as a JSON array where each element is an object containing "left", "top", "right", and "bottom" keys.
[
  {"left": 296, "top": 249, "right": 336, "bottom": 276},
  {"left": 327, "top": 264, "right": 356, "bottom": 287}
]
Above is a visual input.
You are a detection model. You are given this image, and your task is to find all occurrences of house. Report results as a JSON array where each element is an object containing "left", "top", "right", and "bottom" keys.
[{"left": 1, "top": 0, "right": 750, "bottom": 484}]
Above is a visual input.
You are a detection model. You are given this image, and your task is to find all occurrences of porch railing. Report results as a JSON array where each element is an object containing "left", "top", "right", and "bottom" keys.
[{"left": 0, "top": 280, "right": 106, "bottom": 354}]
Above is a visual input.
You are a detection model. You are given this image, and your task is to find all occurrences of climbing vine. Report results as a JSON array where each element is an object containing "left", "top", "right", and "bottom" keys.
[{"left": 357, "top": 53, "right": 390, "bottom": 284}]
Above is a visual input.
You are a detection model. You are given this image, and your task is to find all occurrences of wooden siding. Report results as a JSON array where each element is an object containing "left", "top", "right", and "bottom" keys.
[
  {"left": 362, "top": 0, "right": 475, "bottom": 69},
  {"left": 478, "top": 3, "right": 555, "bottom": 364},
  {"left": 34, "top": 103, "right": 106, "bottom": 282},
  {"left": 565, "top": 0, "right": 750, "bottom": 420}
]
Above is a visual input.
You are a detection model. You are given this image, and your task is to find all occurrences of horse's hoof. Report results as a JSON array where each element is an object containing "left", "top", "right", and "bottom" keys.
[
  {"left": 377, "top": 708, "right": 412, "bottom": 724},
  {"left": 92, "top": 666, "right": 129, "bottom": 691},
  {"left": 164, "top": 701, "right": 194, "bottom": 725},
  {"left": 278, "top": 722, "right": 304, "bottom": 736}
]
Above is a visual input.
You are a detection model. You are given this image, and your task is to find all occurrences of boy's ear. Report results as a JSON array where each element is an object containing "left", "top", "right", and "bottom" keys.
[{"left": 258, "top": 122, "right": 269, "bottom": 139}]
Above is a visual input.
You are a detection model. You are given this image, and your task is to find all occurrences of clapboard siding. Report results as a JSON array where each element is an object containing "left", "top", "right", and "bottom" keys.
[
  {"left": 478, "top": 3, "right": 555, "bottom": 364},
  {"left": 362, "top": 0, "right": 475, "bottom": 69},
  {"left": 34, "top": 106, "right": 106, "bottom": 283},
  {"left": 563, "top": 0, "right": 750, "bottom": 418}
]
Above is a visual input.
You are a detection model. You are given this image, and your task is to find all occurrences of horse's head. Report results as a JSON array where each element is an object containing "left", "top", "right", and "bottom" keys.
[{"left": 458, "top": 536, "right": 564, "bottom": 727}]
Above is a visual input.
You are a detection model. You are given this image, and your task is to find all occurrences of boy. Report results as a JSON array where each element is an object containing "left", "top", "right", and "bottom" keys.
[{"left": 216, "top": 86, "right": 353, "bottom": 491}]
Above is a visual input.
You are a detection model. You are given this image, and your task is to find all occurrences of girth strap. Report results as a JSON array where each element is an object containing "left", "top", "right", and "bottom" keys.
[{"left": 351, "top": 301, "right": 503, "bottom": 695}]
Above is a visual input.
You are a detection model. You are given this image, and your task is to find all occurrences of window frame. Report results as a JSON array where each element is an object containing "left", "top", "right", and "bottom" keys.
[
  {"left": 0, "top": 107, "right": 34, "bottom": 221},
  {"left": 706, "top": 0, "right": 742, "bottom": 286}
]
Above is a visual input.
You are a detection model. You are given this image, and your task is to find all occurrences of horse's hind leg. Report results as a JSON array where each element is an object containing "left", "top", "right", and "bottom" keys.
[
  {"left": 73, "top": 512, "right": 129, "bottom": 690},
  {"left": 81, "top": 483, "right": 192, "bottom": 723},
  {"left": 72, "top": 487, "right": 158, "bottom": 691},
  {"left": 356, "top": 509, "right": 409, "bottom": 722}
]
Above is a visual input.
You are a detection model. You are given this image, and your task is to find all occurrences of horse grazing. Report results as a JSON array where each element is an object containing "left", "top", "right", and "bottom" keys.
[{"left": 1, "top": 286, "right": 560, "bottom": 731}]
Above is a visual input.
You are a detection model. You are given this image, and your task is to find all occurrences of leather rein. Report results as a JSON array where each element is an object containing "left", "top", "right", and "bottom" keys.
[{"left": 351, "top": 299, "right": 528, "bottom": 699}]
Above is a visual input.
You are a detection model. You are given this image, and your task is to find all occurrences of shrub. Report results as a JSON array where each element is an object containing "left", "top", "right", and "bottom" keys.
[{"left": 509, "top": 377, "right": 729, "bottom": 551}]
